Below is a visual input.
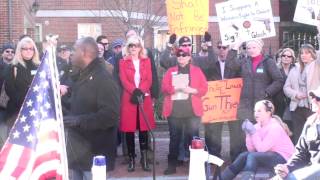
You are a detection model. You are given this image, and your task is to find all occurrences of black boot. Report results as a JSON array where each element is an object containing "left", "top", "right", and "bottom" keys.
[
  {"left": 127, "top": 156, "right": 135, "bottom": 172},
  {"left": 163, "top": 158, "right": 177, "bottom": 175},
  {"left": 140, "top": 150, "right": 151, "bottom": 171}
]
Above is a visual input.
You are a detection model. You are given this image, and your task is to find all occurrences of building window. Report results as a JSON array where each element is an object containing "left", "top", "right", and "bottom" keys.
[
  {"left": 34, "top": 24, "right": 42, "bottom": 42},
  {"left": 77, "top": 23, "right": 102, "bottom": 40}
]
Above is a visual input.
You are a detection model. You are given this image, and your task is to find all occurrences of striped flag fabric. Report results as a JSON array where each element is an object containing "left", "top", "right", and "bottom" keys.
[{"left": 0, "top": 49, "right": 68, "bottom": 180}]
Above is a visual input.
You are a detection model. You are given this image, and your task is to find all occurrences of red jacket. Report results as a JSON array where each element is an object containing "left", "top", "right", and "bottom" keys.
[
  {"left": 119, "top": 56, "right": 155, "bottom": 132},
  {"left": 161, "top": 64, "right": 208, "bottom": 118}
]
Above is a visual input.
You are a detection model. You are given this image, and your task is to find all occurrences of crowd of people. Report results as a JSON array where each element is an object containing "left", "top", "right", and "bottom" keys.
[{"left": 0, "top": 23, "right": 319, "bottom": 180}]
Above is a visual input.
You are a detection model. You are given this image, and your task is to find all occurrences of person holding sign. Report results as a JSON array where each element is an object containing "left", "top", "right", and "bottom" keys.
[
  {"left": 161, "top": 47, "right": 208, "bottom": 175},
  {"left": 221, "top": 100, "right": 294, "bottom": 180},
  {"left": 273, "top": 86, "right": 320, "bottom": 180},
  {"left": 234, "top": 39, "right": 284, "bottom": 123},
  {"left": 160, "top": 32, "right": 217, "bottom": 80}
]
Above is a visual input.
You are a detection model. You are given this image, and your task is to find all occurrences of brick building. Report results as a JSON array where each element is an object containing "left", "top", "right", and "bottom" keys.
[{"left": 1, "top": 0, "right": 314, "bottom": 54}]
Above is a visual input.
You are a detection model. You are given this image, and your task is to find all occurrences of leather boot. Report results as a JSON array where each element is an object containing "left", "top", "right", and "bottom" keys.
[
  {"left": 163, "top": 158, "right": 177, "bottom": 175},
  {"left": 220, "top": 167, "right": 236, "bottom": 180},
  {"left": 140, "top": 150, "right": 151, "bottom": 171},
  {"left": 127, "top": 156, "right": 135, "bottom": 172}
]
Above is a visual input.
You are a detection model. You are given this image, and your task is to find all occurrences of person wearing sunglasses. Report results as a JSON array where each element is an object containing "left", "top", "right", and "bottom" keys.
[
  {"left": 119, "top": 35, "right": 156, "bottom": 172},
  {"left": 283, "top": 43, "right": 320, "bottom": 144},
  {"left": 96, "top": 35, "right": 113, "bottom": 60},
  {"left": 1, "top": 43, "right": 15, "bottom": 64},
  {"left": 161, "top": 47, "right": 208, "bottom": 175},
  {"left": 0, "top": 43, "right": 15, "bottom": 148},
  {"left": 273, "top": 86, "right": 320, "bottom": 180},
  {"left": 272, "top": 48, "right": 296, "bottom": 132},
  {"left": 4, "top": 37, "right": 40, "bottom": 129},
  {"left": 160, "top": 32, "right": 218, "bottom": 77}
]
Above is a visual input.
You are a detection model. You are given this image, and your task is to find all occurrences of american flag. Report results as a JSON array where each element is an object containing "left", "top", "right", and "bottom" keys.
[{"left": 0, "top": 49, "right": 68, "bottom": 179}]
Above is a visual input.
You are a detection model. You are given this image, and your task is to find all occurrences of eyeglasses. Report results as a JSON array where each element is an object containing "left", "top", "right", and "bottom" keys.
[
  {"left": 21, "top": 47, "right": 34, "bottom": 51},
  {"left": 217, "top": 46, "right": 228, "bottom": 50},
  {"left": 281, "top": 54, "right": 293, "bottom": 58},
  {"left": 177, "top": 53, "right": 190, "bottom": 57},
  {"left": 4, "top": 50, "right": 14, "bottom": 54},
  {"left": 181, "top": 44, "right": 192, "bottom": 47},
  {"left": 128, "top": 44, "right": 141, "bottom": 48}
]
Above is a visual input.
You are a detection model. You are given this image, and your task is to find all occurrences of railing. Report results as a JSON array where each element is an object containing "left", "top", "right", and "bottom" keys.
[{"left": 281, "top": 32, "right": 319, "bottom": 51}]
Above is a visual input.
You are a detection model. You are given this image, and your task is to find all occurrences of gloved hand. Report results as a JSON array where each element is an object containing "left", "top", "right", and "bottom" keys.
[
  {"left": 242, "top": 119, "right": 256, "bottom": 135},
  {"left": 169, "top": 34, "right": 177, "bottom": 44},
  {"left": 204, "top": 32, "right": 211, "bottom": 42},
  {"left": 130, "top": 88, "right": 145, "bottom": 104},
  {"left": 64, "top": 116, "right": 81, "bottom": 127}
]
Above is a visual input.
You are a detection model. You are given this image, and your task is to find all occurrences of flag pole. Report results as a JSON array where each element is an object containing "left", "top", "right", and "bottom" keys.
[{"left": 46, "top": 35, "right": 69, "bottom": 180}]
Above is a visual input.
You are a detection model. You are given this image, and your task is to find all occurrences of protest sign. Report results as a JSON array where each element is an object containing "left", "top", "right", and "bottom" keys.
[
  {"left": 215, "top": 0, "right": 275, "bottom": 45},
  {"left": 166, "top": 0, "right": 208, "bottom": 35},
  {"left": 202, "top": 78, "right": 243, "bottom": 123},
  {"left": 294, "top": 0, "right": 320, "bottom": 26}
]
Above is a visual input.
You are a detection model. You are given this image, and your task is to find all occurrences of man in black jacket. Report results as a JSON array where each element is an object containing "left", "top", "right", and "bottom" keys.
[
  {"left": 63, "top": 37, "right": 120, "bottom": 179},
  {"left": 204, "top": 41, "right": 244, "bottom": 162}
]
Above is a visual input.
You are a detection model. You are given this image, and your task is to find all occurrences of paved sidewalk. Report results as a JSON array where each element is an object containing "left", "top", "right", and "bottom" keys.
[{"left": 107, "top": 123, "right": 230, "bottom": 180}]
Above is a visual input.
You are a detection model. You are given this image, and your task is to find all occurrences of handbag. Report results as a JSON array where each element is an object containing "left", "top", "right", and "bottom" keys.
[{"left": 0, "top": 83, "right": 9, "bottom": 109}]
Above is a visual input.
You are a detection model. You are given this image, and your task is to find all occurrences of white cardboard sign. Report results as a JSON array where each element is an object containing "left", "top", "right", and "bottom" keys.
[
  {"left": 294, "top": 0, "right": 320, "bottom": 26},
  {"left": 216, "top": 0, "right": 276, "bottom": 45}
]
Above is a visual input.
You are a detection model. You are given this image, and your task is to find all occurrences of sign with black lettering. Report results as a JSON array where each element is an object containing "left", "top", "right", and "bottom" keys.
[
  {"left": 202, "top": 78, "right": 243, "bottom": 123},
  {"left": 166, "top": 0, "right": 209, "bottom": 35},
  {"left": 294, "top": 0, "right": 320, "bottom": 26},
  {"left": 215, "top": 0, "right": 276, "bottom": 45}
]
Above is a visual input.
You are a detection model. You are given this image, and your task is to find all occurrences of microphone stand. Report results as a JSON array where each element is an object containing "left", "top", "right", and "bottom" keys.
[{"left": 137, "top": 96, "right": 156, "bottom": 180}]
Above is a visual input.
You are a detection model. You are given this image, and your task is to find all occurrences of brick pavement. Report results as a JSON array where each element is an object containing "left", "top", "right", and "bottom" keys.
[{"left": 107, "top": 123, "right": 231, "bottom": 180}]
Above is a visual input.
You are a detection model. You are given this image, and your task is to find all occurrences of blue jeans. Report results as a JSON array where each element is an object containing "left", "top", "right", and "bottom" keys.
[
  {"left": 286, "top": 164, "right": 320, "bottom": 180},
  {"left": 168, "top": 116, "right": 200, "bottom": 160},
  {"left": 229, "top": 151, "right": 286, "bottom": 174}
]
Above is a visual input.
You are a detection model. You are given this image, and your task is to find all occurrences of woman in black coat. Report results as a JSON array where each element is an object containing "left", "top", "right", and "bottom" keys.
[{"left": 5, "top": 37, "right": 40, "bottom": 128}]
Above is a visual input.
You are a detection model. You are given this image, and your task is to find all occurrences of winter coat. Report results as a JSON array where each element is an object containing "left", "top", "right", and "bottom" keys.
[
  {"left": 68, "top": 58, "right": 120, "bottom": 170},
  {"left": 119, "top": 56, "right": 156, "bottom": 132},
  {"left": 233, "top": 55, "right": 284, "bottom": 120},
  {"left": 284, "top": 55, "right": 320, "bottom": 111},
  {"left": 161, "top": 64, "right": 208, "bottom": 118},
  {"left": 287, "top": 113, "right": 320, "bottom": 172},
  {"left": 5, "top": 61, "right": 38, "bottom": 122}
]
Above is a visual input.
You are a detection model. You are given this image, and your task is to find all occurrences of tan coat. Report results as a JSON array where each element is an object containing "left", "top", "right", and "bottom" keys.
[{"left": 283, "top": 52, "right": 320, "bottom": 111}]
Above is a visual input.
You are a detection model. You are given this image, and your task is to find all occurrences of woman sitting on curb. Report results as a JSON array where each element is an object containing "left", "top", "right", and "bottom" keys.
[
  {"left": 273, "top": 86, "right": 320, "bottom": 180},
  {"left": 221, "top": 100, "right": 295, "bottom": 180}
]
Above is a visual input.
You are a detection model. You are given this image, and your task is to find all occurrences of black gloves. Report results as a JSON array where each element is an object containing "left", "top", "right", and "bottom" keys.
[
  {"left": 130, "top": 88, "right": 145, "bottom": 105},
  {"left": 64, "top": 116, "right": 81, "bottom": 127},
  {"left": 169, "top": 34, "right": 177, "bottom": 44},
  {"left": 204, "top": 32, "right": 211, "bottom": 42}
]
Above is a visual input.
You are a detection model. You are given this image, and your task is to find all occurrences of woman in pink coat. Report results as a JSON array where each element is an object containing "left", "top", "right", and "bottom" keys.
[
  {"left": 221, "top": 100, "right": 294, "bottom": 180},
  {"left": 119, "top": 35, "right": 155, "bottom": 172},
  {"left": 161, "top": 47, "right": 208, "bottom": 175}
]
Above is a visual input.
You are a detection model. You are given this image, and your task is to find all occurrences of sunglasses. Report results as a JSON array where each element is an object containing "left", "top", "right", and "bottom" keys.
[
  {"left": 281, "top": 54, "right": 293, "bottom": 58},
  {"left": 217, "top": 46, "right": 228, "bottom": 50},
  {"left": 181, "top": 44, "right": 192, "bottom": 47},
  {"left": 128, "top": 44, "right": 141, "bottom": 48},
  {"left": 5, "top": 50, "right": 14, "bottom": 54},
  {"left": 177, "top": 53, "right": 190, "bottom": 57}
]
